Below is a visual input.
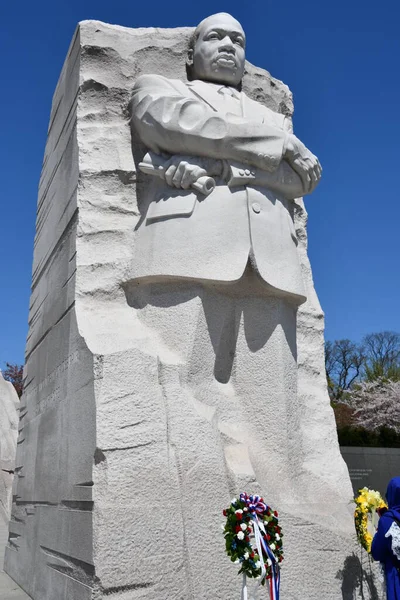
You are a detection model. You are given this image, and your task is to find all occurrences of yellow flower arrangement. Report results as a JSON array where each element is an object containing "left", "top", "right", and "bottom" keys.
[{"left": 354, "top": 487, "right": 387, "bottom": 552}]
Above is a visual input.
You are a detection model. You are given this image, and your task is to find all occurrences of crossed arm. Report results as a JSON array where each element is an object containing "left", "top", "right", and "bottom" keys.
[
  {"left": 151, "top": 154, "right": 307, "bottom": 200},
  {"left": 130, "top": 74, "right": 321, "bottom": 198}
]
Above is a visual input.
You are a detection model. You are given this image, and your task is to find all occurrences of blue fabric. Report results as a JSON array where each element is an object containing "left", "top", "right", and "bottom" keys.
[
  {"left": 371, "top": 477, "right": 400, "bottom": 600},
  {"left": 386, "top": 477, "right": 400, "bottom": 523}
]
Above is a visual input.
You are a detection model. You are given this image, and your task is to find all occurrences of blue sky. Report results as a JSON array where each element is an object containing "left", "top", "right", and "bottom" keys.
[{"left": 1, "top": 0, "right": 399, "bottom": 366}]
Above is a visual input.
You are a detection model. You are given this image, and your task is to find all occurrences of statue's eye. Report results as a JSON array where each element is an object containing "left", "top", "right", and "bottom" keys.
[
  {"left": 207, "top": 32, "right": 220, "bottom": 40},
  {"left": 235, "top": 37, "right": 245, "bottom": 47}
]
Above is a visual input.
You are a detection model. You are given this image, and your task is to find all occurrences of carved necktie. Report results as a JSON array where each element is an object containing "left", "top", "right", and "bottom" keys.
[{"left": 218, "top": 86, "right": 243, "bottom": 117}]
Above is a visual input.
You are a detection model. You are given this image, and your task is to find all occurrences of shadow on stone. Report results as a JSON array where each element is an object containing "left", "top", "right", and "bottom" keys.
[
  {"left": 123, "top": 269, "right": 298, "bottom": 385},
  {"left": 336, "top": 553, "right": 380, "bottom": 600}
]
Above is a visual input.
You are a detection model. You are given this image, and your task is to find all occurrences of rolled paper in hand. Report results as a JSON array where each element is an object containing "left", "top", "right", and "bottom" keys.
[{"left": 138, "top": 152, "right": 216, "bottom": 196}]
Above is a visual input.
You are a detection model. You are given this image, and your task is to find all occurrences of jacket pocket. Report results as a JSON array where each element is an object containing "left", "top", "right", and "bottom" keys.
[{"left": 146, "top": 189, "right": 197, "bottom": 221}]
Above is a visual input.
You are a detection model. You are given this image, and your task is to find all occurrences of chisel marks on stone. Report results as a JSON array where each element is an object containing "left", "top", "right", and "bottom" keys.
[{"left": 40, "top": 545, "right": 94, "bottom": 588}]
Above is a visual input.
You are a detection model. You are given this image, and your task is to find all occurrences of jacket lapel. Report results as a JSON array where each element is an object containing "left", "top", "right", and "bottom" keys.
[
  {"left": 242, "top": 93, "right": 266, "bottom": 123},
  {"left": 183, "top": 79, "right": 285, "bottom": 129},
  {"left": 187, "top": 81, "right": 267, "bottom": 124},
  {"left": 186, "top": 80, "right": 222, "bottom": 112}
]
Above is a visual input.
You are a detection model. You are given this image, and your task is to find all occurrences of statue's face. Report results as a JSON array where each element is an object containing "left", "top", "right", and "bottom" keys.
[{"left": 191, "top": 14, "right": 246, "bottom": 87}]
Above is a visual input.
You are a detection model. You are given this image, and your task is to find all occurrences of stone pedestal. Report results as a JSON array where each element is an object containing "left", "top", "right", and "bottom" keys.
[{"left": 5, "top": 20, "right": 374, "bottom": 600}]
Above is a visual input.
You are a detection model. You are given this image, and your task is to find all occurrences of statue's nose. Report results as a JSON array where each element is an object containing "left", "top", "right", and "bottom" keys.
[{"left": 219, "top": 36, "right": 235, "bottom": 53}]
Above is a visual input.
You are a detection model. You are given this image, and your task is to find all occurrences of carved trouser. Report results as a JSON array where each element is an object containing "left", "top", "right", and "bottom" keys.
[
  {"left": 110, "top": 265, "right": 360, "bottom": 599},
  {"left": 124, "top": 261, "right": 301, "bottom": 505}
]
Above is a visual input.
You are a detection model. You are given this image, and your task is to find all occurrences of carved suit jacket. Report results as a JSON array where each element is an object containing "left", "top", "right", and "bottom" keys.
[{"left": 130, "top": 74, "right": 309, "bottom": 302}]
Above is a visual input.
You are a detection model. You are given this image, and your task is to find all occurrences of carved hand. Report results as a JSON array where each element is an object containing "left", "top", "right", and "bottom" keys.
[
  {"left": 283, "top": 134, "right": 322, "bottom": 194},
  {"left": 164, "top": 156, "right": 223, "bottom": 189}
]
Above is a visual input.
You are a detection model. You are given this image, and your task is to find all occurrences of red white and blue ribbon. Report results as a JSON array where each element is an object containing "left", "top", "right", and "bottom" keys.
[{"left": 239, "top": 493, "right": 280, "bottom": 600}]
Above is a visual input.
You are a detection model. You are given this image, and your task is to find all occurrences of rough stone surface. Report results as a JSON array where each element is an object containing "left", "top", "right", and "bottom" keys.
[
  {"left": 5, "top": 20, "right": 378, "bottom": 600},
  {"left": 1, "top": 509, "right": 30, "bottom": 599},
  {"left": 0, "top": 372, "right": 19, "bottom": 520}
]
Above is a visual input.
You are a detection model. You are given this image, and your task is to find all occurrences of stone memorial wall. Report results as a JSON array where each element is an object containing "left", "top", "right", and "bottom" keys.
[{"left": 341, "top": 446, "right": 400, "bottom": 496}]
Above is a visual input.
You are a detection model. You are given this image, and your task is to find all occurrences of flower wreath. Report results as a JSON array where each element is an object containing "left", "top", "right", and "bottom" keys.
[
  {"left": 354, "top": 487, "right": 387, "bottom": 553},
  {"left": 222, "top": 493, "right": 283, "bottom": 599}
]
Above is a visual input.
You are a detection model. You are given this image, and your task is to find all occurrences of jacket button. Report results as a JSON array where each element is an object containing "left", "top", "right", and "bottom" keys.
[
  {"left": 239, "top": 170, "right": 245, "bottom": 176},
  {"left": 252, "top": 202, "right": 261, "bottom": 213},
  {"left": 245, "top": 169, "right": 251, "bottom": 176}
]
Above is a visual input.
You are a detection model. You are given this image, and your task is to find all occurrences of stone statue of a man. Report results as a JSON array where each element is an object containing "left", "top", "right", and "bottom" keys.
[{"left": 130, "top": 12, "right": 321, "bottom": 302}]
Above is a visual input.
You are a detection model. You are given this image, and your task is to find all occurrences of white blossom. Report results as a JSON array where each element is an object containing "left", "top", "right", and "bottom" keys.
[
  {"left": 244, "top": 552, "right": 249, "bottom": 560},
  {"left": 237, "top": 531, "right": 245, "bottom": 540},
  {"left": 270, "top": 543, "right": 276, "bottom": 551},
  {"left": 240, "top": 523, "right": 247, "bottom": 531},
  {"left": 267, "top": 558, "right": 272, "bottom": 566},
  {"left": 341, "top": 378, "right": 400, "bottom": 432},
  {"left": 275, "top": 534, "right": 280, "bottom": 541},
  {"left": 255, "top": 560, "right": 261, "bottom": 568}
]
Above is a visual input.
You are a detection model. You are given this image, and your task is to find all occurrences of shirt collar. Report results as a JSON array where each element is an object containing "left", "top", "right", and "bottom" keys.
[
  {"left": 188, "top": 79, "right": 241, "bottom": 100},
  {"left": 217, "top": 85, "right": 241, "bottom": 100}
]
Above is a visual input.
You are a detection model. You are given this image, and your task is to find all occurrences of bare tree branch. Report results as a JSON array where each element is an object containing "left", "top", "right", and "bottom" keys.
[
  {"left": 363, "top": 331, "right": 400, "bottom": 381},
  {"left": 324, "top": 339, "right": 365, "bottom": 399}
]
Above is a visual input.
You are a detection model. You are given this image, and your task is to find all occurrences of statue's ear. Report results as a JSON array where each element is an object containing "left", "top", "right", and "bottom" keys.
[{"left": 187, "top": 48, "right": 193, "bottom": 66}]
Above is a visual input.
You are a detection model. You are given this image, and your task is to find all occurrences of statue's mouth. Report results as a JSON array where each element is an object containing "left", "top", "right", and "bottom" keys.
[{"left": 216, "top": 55, "right": 236, "bottom": 67}]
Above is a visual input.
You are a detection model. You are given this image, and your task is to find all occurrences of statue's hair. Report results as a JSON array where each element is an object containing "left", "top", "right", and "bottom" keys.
[{"left": 187, "top": 13, "right": 243, "bottom": 56}]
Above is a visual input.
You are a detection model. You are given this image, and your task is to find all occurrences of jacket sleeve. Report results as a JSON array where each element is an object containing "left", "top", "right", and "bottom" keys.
[
  {"left": 227, "top": 118, "right": 308, "bottom": 199},
  {"left": 130, "top": 74, "right": 287, "bottom": 173},
  {"left": 228, "top": 160, "right": 306, "bottom": 199},
  {"left": 276, "top": 116, "right": 308, "bottom": 198},
  {"left": 371, "top": 516, "right": 392, "bottom": 562}
]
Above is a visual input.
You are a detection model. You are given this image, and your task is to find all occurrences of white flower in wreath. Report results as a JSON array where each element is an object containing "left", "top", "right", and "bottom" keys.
[
  {"left": 231, "top": 498, "right": 237, "bottom": 504},
  {"left": 270, "top": 543, "right": 276, "bottom": 551},
  {"left": 267, "top": 558, "right": 272, "bottom": 566},
  {"left": 255, "top": 561, "right": 261, "bottom": 568},
  {"left": 240, "top": 523, "right": 247, "bottom": 531},
  {"left": 275, "top": 534, "right": 280, "bottom": 541},
  {"left": 244, "top": 552, "right": 249, "bottom": 560},
  {"left": 237, "top": 531, "right": 245, "bottom": 540}
]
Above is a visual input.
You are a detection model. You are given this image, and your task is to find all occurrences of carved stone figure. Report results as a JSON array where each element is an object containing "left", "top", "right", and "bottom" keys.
[
  {"left": 130, "top": 13, "right": 321, "bottom": 301},
  {"left": 4, "top": 16, "right": 366, "bottom": 600}
]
